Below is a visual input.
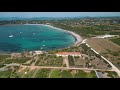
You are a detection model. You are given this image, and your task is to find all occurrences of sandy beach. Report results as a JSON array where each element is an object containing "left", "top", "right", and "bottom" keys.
[{"left": 24, "top": 24, "right": 83, "bottom": 46}]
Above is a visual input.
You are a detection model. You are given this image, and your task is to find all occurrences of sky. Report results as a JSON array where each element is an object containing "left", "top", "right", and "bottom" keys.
[{"left": 0, "top": 12, "right": 120, "bottom": 17}]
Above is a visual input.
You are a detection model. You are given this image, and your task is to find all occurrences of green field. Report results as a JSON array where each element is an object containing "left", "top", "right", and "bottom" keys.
[
  {"left": 35, "top": 55, "right": 63, "bottom": 67},
  {"left": 0, "top": 70, "right": 12, "bottom": 78},
  {"left": 48, "top": 69, "right": 96, "bottom": 78},
  {"left": 22, "top": 69, "right": 36, "bottom": 78},
  {"left": 49, "top": 70, "right": 62, "bottom": 78},
  {"left": 110, "top": 38, "right": 120, "bottom": 46},
  {"left": 34, "top": 69, "right": 50, "bottom": 78},
  {"left": 0, "top": 55, "right": 10, "bottom": 64},
  {"left": 0, "top": 68, "right": 98, "bottom": 78},
  {"left": 105, "top": 71, "right": 119, "bottom": 78},
  {"left": 74, "top": 70, "right": 97, "bottom": 78},
  {"left": 61, "top": 70, "right": 73, "bottom": 78}
]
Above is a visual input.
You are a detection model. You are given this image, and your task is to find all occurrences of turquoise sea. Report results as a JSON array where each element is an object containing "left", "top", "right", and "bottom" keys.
[{"left": 0, "top": 24, "right": 76, "bottom": 53}]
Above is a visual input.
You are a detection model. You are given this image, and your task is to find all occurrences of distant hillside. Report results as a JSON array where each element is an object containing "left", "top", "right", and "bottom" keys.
[
  {"left": 0, "top": 17, "right": 77, "bottom": 21},
  {"left": 0, "top": 16, "right": 120, "bottom": 21}
]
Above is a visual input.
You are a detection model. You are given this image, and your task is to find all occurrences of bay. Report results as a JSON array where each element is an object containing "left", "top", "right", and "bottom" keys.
[{"left": 0, "top": 24, "right": 76, "bottom": 53}]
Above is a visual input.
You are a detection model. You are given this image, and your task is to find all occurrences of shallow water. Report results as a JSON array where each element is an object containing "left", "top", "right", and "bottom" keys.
[{"left": 0, "top": 24, "right": 76, "bottom": 52}]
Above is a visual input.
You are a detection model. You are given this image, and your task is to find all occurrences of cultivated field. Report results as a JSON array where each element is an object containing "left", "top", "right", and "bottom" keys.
[
  {"left": 68, "top": 55, "right": 111, "bottom": 69},
  {"left": 86, "top": 38, "right": 120, "bottom": 69},
  {"left": 86, "top": 38, "right": 120, "bottom": 53},
  {"left": 16, "top": 68, "right": 97, "bottom": 78},
  {"left": 35, "top": 55, "right": 64, "bottom": 67}
]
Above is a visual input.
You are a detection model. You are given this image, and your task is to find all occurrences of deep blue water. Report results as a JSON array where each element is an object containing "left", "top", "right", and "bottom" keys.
[{"left": 0, "top": 24, "right": 76, "bottom": 53}]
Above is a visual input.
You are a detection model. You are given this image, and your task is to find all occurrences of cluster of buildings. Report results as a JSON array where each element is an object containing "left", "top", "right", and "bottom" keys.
[
  {"left": 11, "top": 50, "right": 83, "bottom": 58},
  {"left": 10, "top": 50, "right": 45, "bottom": 59}
]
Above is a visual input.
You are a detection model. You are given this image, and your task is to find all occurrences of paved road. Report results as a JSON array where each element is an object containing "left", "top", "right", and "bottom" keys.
[
  {"left": 101, "top": 56, "right": 120, "bottom": 77},
  {"left": 94, "top": 70, "right": 104, "bottom": 78},
  {"left": 84, "top": 39, "right": 120, "bottom": 77}
]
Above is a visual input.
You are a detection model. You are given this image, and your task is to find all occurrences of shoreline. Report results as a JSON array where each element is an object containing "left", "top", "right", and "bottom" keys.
[
  {"left": 24, "top": 24, "right": 83, "bottom": 46},
  {"left": 45, "top": 24, "right": 83, "bottom": 46},
  {"left": 0, "top": 24, "right": 83, "bottom": 55},
  {"left": 1, "top": 23, "right": 82, "bottom": 46}
]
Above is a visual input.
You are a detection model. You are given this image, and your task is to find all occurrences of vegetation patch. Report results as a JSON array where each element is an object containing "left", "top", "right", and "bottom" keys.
[
  {"left": 0, "top": 70, "right": 12, "bottom": 78},
  {"left": 49, "top": 70, "right": 61, "bottom": 78},
  {"left": 110, "top": 38, "right": 120, "bottom": 46},
  {"left": 61, "top": 70, "right": 73, "bottom": 78},
  {"left": 105, "top": 71, "right": 119, "bottom": 78},
  {"left": 74, "top": 70, "right": 97, "bottom": 78},
  {"left": 4, "top": 57, "right": 31, "bottom": 64},
  {"left": 35, "top": 55, "right": 63, "bottom": 67},
  {"left": 35, "top": 69, "right": 50, "bottom": 78},
  {"left": 68, "top": 55, "right": 75, "bottom": 66},
  {"left": 0, "top": 55, "right": 10, "bottom": 63}
]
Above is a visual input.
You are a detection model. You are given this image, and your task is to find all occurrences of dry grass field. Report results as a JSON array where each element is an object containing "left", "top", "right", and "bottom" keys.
[
  {"left": 86, "top": 38, "right": 120, "bottom": 69},
  {"left": 86, "top": 38, "right": 120, "bottom": 53}
]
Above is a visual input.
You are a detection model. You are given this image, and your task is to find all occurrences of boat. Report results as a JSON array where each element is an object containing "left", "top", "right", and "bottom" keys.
[
  {"left": 33, "top": 33, "right": 36, "bottom": 35},
  {"left": 9, "top": 35, "right": 14, "bottom": 37}
]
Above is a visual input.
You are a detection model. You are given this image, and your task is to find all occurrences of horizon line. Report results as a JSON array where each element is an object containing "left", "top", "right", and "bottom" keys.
[{"left": 0, "top": 16, "right": 120, "bottom": 18}]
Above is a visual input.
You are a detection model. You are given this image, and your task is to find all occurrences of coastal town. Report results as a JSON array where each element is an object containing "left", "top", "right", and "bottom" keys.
[{"left": 0, "top": 16, "right": 120, "bottom": 78}]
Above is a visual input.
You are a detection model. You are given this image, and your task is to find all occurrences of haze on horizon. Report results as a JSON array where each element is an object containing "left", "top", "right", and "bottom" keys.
[{"left": 0, "top": 12, "right": 120, "bottom": 18}]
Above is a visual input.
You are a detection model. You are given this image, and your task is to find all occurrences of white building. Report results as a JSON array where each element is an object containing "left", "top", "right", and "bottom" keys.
[
  {"left": 34, "top": 51, "right": 44, "bottom": 55},
  {"left": 95, "top": 34, "right": 118, "bottom": 39}
]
